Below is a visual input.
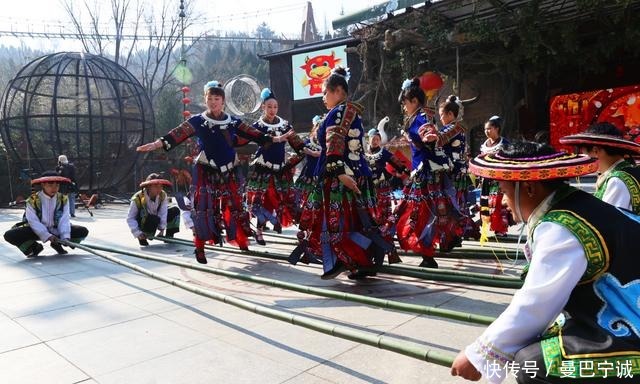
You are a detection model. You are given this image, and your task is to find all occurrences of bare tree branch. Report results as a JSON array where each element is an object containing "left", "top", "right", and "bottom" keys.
[{"left": 60, "top": 0, "right": 92, "bottom": 53}]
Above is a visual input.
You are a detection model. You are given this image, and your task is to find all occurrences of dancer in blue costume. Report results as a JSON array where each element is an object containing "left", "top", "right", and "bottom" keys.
[
  {"left": 245, "top": 87, "right": 306, "bottom": 242},
  {"left": 384, "top": 78, "right": 459, "bottom": 268},
  {"left": 137, "top": 80, "right": 293, "bottom": 264},
  {"left": 365, "top": 127, "right": 409, "bottom": 264},
  {"left": 293, "top": 67, "right": 391, "bottom": 280},
  {"left": 436, "top": 95, "right": 478, "bottom": 243},
  {"left": 291, "top": 115, "right": 323, "bottom": 223}
]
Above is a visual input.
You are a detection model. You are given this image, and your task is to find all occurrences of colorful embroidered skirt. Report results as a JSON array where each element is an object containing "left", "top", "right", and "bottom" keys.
[
  {"left": 190, "top": 163, "right": 252, "bottom": 249},
  {"left": 391, "top": 170, "right": 464, "bottom": 257},
  {"left": 295, "top": 175, "right": 391, "bottom": 272},
  {"left": 246, "top": 165, "right": 296, "bottom": 228},
  {"left": 480, "top": 178, "right": 514, "bottom": 235}
]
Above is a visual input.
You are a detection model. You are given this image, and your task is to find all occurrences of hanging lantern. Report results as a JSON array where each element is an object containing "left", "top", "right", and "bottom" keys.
[
  {"left": 182, "top": 110, "right": 191, "bottom": 118},
  {"left": 181, "top": 86, "right": 190, "bottom": 93},
  {"left": 419, "top": 71, "right": 444, "bottom": 101},
  {"left": 182, "top": 97, "right": 191, "bottom": 104}
]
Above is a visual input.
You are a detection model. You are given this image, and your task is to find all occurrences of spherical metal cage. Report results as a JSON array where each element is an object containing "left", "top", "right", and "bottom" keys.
[{"left": 0, "top": 52, "right": 154, "bottom": 191}]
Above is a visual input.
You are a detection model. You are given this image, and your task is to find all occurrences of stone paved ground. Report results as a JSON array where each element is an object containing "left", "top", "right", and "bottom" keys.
[{"left": 0, "top": 204, "right": 523, "bottom": 384}]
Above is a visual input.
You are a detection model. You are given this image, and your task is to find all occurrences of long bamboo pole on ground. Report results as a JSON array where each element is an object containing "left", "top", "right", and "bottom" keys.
[
  {"left": 153, "top": 236, "right": 523, "bottom": 289},
  {"left": 80, "top": 241, "right": 497, "bottom": 325},
  {"left": 257, "top": 234, "right": 523, "bottom": 260},
  {"left": 64, "top": 240, "right": 457, "bottom": 368}
]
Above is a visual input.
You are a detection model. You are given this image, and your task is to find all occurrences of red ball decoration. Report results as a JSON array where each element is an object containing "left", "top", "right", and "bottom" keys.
[
  {"left": 181, "top": 86, "right": 190, "bottom": 93},
  {"left": 419, "top": 71, "right": 444, "bottom": 92},
  {"left": 182, "top": 97, "right": 191, "bottom": 104},
  {"left": 182, "top": 110, "right": 191, "bottom": 117}
]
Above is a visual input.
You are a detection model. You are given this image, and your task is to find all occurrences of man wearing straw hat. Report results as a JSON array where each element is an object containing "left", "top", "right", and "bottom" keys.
[
  {"left": 3, "top": 170, "right": 89, "bottom": 257},
  {"left": 126, "top": 173, "right": 180, "bottom": 246},
  {"left": 451, "top": 141, "right": 640, "bottom": 383},
  {"left": 560, "top": 122, "right": 640, "bottom": 213}
]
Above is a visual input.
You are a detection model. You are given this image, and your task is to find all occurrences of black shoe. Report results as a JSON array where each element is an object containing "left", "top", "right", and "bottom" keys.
[
  {"left": 388, "top": 249, "right": 402, "bottom": 264},
  {"left": 253, "top": 231, "right": 266, "bottom": 246},
  {"left": 347, "top": 270, "right": 377, "bottom": 280},
  {"left": 51, "top": 242, "right": 68, "bottom": 255},
  {"left": 194, "top": 248, "right": 207, "bottom": 264},
  {"left": 25, "top": 243, "right": 44, "bottom": 258},
  {"left": 165, "top": 230, "right": 177, "bottom": 238},
  {"left": 321, "top": 261, "right": 346, "bottom": 280},
  {"left": 70, "top": 214, "right": 76, "bottom": 218},
  {"left": 440, "top": 237, "right": 463, "bottom": 252},
  {"left": 273, "top": 222, "right": 282, "bottom": 234},
  {"left": 419, "top": 257, "right": 438, "bottom": 269},
  {"left": 138, "top": 238, "right": 149, "bottom": 246}
]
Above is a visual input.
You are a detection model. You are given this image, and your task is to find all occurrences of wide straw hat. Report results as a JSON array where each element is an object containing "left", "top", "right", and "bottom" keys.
[
  {"left": 31, "top": 170, "right": 71, "bottom": 185},
  {"left": 469, "top": 149, "right": 597, "bottom": 181},
  {"left": 139, "top": 173, "right": 172, "bottom": 188},
  {"left": 559, "top": 132, "right": 640, "bottom": 155}
]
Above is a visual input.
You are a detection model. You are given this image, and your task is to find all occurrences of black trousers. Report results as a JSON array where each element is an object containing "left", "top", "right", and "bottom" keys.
[
  {"left": 514, "top": 342, "right": 636, "bottom": 383},
  {"left": 4, "top": 225, "right": 89, "bottom": 254},
  {"left": 140, "top": 206, "right": 180, "bottom": 236}
]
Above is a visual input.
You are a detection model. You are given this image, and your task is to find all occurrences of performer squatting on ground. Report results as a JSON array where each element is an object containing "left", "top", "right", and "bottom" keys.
[
  {"left": 451, "top": 141, "right": 640, "bottom": 384},
  {"left": 365, "top": 126, "right": 410, "bottom": 264},
  {"left": 136, "top": 80, "right": 293, "bottom": 264},
  {"left": 4, "top": 171, "right": 88, "bottom": 257},
  {"left": 245, "top": 87, "right": 306, "bottom": 242},
  {"left": 126, "top": 173, "right": 181, "bottom": 246},
  {"left": 384, "top": 78, "right": 460, "bottom": 269},
  {"left": 479, "top": 115, "right": 513, "bottom": 237},
  {"left": 292, "top": 66, "right": 392, "bottom": 280},
  {"left": 560, "top": 122, "right": 640, "bottom": 214}
]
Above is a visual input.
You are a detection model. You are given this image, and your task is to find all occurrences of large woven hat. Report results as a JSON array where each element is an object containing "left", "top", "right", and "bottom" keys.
[
  {"left": 469, "top": 145, "right": 597, "bottom": 181},
  {"left": 31, "top": 170, "right": 71, "bottom": 185},
  {"left": 559, "top": 132, "right": 640, "bottom": 154},
  {"left": 139, "top": 173, "right": 172, "bottom": 188}
]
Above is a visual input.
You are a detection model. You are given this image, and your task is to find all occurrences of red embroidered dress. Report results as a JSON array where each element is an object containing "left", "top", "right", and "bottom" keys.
[
  {"left": 159, "top": 112, "right": 272, "bottom": 250},
  {"left": 245, "top": 116, "right": 305, "bottom": 230},
  {"left": 293, "top": 102, "right": 391, "bottom": 272}
]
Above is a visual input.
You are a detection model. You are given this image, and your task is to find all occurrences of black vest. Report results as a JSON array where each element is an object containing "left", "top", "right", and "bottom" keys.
[{"left": 538, "top": 187, "right": 640, "bottom": 347}]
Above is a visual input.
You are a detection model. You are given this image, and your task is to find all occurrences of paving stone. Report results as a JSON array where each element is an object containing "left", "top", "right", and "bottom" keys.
[{"left": 0, "top": 343, "right": 88, "bottom": 384}]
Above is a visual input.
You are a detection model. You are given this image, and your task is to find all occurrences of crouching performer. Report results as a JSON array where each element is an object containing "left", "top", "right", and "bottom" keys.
[
  {"left": 4, "top": 171, "right": 88, "bottom": 257},
  {"left": 451, "top": 141, "right": 640, "bottom": 383},
  {"left": 126, "top": 173, "right": 180, "bottom": 246}
]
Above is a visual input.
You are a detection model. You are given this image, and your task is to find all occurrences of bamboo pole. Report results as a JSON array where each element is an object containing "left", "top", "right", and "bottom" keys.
[
  {"left": 81, "top": 241, "right": 497, "bottom": 325},
  {"left": 153, "top": 236, "right": 523, "bottom": 289},
  {"left": 64, "top": 240, "right": 456, "bottom": 367}
]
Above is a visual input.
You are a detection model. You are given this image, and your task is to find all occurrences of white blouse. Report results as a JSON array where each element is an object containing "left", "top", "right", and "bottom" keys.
[
  {"left": 464, "top": 217, "right": 588, "bottom": 383},
  {"left": 126, "top": 191, "right": 168, "bottom": 238},
  {"left": 26, "top": 191, "right": 71, "bottom": 242}
]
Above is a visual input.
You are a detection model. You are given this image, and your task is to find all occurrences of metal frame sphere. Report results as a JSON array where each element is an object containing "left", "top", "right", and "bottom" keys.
[{"left": 0, "top": 52, "right": 154, "bottom": 190}]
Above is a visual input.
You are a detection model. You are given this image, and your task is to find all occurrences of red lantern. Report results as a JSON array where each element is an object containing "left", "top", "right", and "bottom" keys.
[
  {"left": 419, "top": 72, "right": 444, "bottom": 92},
  {"left": 182, "top": 110, "right": 191, "bottom": 117},
  {"left": 419, "top": 71, "right": 444, "bottom": 101},
  {"left": 182, "top": 97, "right": 191, "bottom": 104},
  {"left": 181, "top": 86, "right": 190, "bottom": 93}
]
